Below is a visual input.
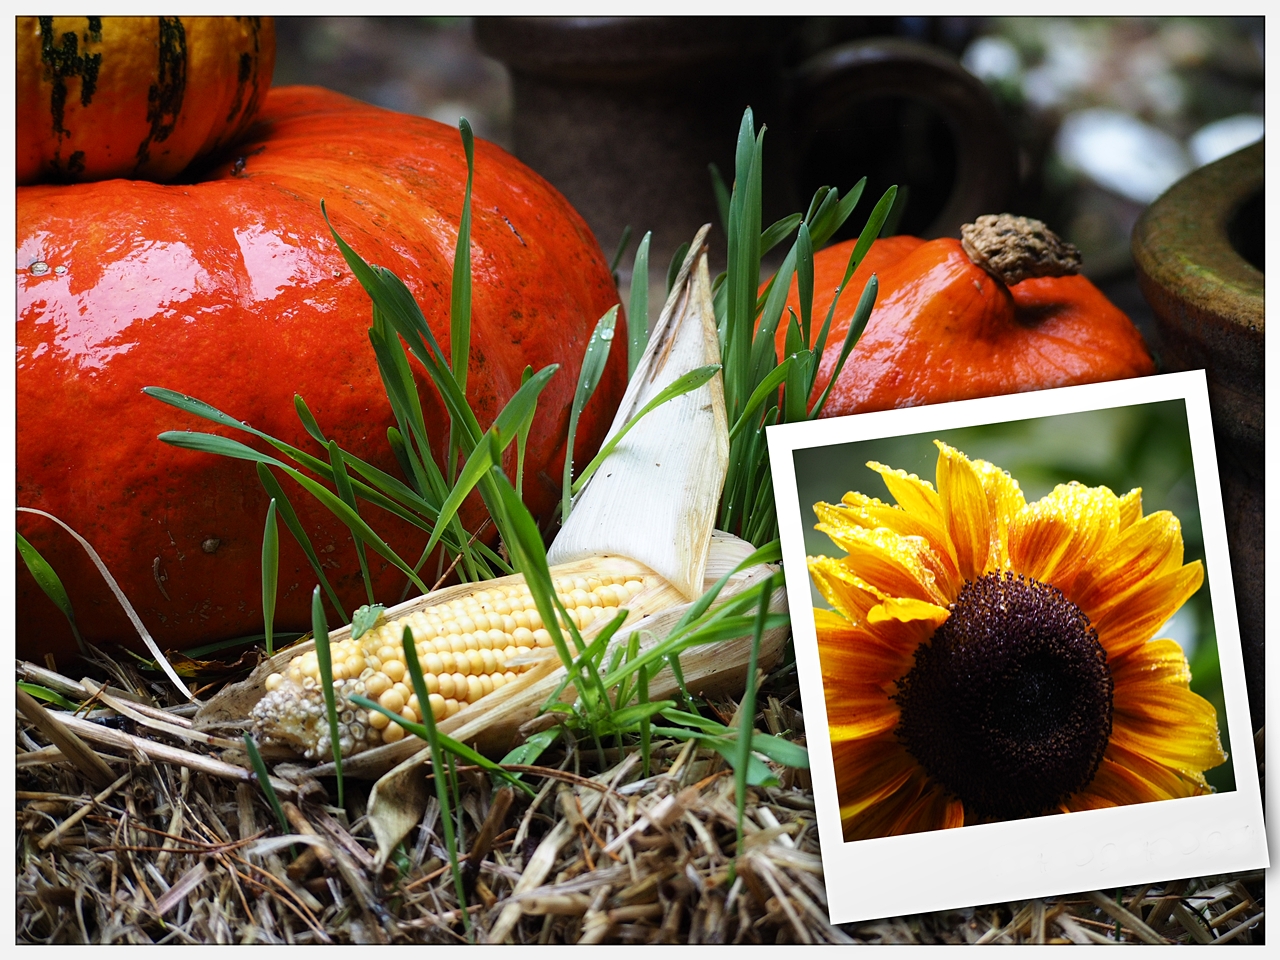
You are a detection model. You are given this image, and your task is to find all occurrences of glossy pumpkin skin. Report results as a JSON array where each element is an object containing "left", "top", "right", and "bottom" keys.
[
  {"left": 17, "top": 85, "right": 627, "bottom": 663},
  {"left": 17, "top": 15, "right": 275, "bottom": 184},
  {"left": 777, "top": 235, "right": 1155, "bottom": 414}
]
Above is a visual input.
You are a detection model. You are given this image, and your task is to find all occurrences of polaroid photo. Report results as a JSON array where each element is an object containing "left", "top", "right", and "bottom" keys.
[{"left": 766, "top": 370, "right": 1267, "bottom": 924}]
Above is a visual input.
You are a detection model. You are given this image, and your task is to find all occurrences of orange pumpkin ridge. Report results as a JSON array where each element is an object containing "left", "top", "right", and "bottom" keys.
[
  {"left": 17, "top": 86, "right": 628, "bottom": 664},
  {"left": 17, "top": 16, "right": 276, "bottom": 185}
]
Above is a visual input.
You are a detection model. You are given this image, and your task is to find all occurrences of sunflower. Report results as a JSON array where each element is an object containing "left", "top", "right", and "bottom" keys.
[{"left": 808, "top": 441, "right": 1227, "bottom": 841}]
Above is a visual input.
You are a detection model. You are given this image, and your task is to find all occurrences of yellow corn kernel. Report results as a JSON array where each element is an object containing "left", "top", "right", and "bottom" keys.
[{"left": 250, "top": 568, "right": 654, "bottom": 760}]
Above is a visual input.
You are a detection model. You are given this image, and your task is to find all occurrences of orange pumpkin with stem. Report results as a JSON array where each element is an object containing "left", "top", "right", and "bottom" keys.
[
  {"left": 16, "top": 85, "right": 627, "bottom": 664},
  {"left": 775, "top": 214, "right": 1155, "bottom": 414}
]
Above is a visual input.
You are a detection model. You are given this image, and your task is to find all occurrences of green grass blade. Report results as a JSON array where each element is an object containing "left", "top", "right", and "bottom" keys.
[
  {"left": 311, "top": 586, "right": 344, "bottom": 809},
  {"left": 146, "top": 387, "right": 340, "bottom": 481},
  {"left": 796, "top": 222, "right": 814, "bottom": 346},
  {"left": 844, "top": 185, "right": 898, "bottom": 286},
  {"left": 247, "top": 454, "right": 431, "bottom": 595},
  {"left": 243, "top": 733, "right": 290, "bottom": 834},
  {"left": 16, "top": 531, "right": 86, "bottom": 653},
  {"left": 323, "top": 209, "right": 483, "bottom": 452},
  {"left": 747, "top": 240, "right": 796, "bottom": 382},
  {"left": 561, "top": 306, "right": 618, "bottom": 522},
  {"left": 609, "top": 224, "right": 633, "bottom": 276},
  {"left": 723, "top": 111, "right": 765, "bottom": 421},
  {"left": 665, "top": 241, "right": 690, "bottom": 298},
  {"left": 500, "top": 728, "right": 558, "bottom": 772},
  {"left": 255, "top": 463, "right": 347, "bottom": 622},
  {"left": 783, "top": 348, "right": 813, "bottom": 425},
  {"left": 627, "top": 231, "right": 652, "bottom": 377},
  {"left": 143, "top": 386, "right": 260, "bottom": 434},
  {"left": 648, "top": 728, "right": 778, "bottom": 787},
  {"left": 727, "top": 358, "right": 792, "bottom": 442},
  {"left": 601, "top": 572, "right": 786, "bottom": 687},
  {"left": 450, "top": 118, "right": 476, "bottom": 398},
  {"left": 810, "top": 275, "right": 878, "bottom": 419},
  {"left": 261, "top": 499, "right": 279, "bottom": 655},
  {"left": 490, "top": 364, "right": 559, "bottom": 448},
  {"left": 804, "top": 185, "right": 834, "bottom": 227},
  {"left": 709, "top": 162, "right": 731, "bottom": 235},
  {"left": 514, "top": 366, "right": 535, "bottom": 501},
  {"left": 808, "top": 176, "right": 867, "bottom": 250},
  {"left": 882, "top": 183, "right": 909, "bottom": 236},
  {"left": 571, "top": 363, "right": 720, "bottom": 496},
  {"left": 399, "top": 625, "right": 469, "bottom": 935},
  {"left": 760, "top": 212, "right": 802, "bottom": 257},
  {"left": 601, "top": 700, "right": 678, "bottom": 732},
  {"left": 327, "top": 440, "right": 374, "bottom": 605},
  {"left": 293, "top": 395, "right": 327, "bottom": 447},
  {"left": 420, "top": 431, "right": 498, "bottom": 564},
  {"left": 368, "top": 310, "right": 440, "bottom": 495},
  {"left": 734, "top": 580, "right": 772, "bottom": 858},
  {"left": 637, "top": 653, "right": 652, "bottom": 778},
  {"left": 489, "top": 473, "right": 596, "bottom": 709},
  {"left": 17, "top": 682, "right": 78, "bottom": 711}
]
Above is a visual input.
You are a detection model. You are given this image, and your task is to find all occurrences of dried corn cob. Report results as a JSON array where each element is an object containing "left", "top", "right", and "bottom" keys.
[{"left": 251, "top": 566, "right": 655, "bottom": 759}]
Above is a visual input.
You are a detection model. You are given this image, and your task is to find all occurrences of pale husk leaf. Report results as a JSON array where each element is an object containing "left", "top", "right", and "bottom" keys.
[{"left": 546, "top": 225, "right": 729, "bottom": 601}]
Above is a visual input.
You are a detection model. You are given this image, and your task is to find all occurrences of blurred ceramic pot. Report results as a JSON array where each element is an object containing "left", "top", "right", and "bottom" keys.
[
  {"left": 475, "top": 17, "right": 1016, "bottom": 280},
  {"left": 1132, "top": 139, "right": 1264, "bottom": 731}
]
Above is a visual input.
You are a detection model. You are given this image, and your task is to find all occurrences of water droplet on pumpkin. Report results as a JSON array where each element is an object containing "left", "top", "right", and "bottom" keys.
[
  {"left": 29, "top": 261, "right": 49, "bottom": 276},
  {"left": 599, "top": 328, "right": 615, "bottom": 341}
]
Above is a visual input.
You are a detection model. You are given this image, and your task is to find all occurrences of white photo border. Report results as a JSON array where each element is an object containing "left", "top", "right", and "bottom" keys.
[{"left": 766, "top": 371, "right": 1267, "bottom": 924}]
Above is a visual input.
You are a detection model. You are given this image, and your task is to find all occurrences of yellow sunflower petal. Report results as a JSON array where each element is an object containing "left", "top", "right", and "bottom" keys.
[
  {"left": 808, "top": 556, "right": 880, "bottom": 623},
  {"left": 1109, "top": 638, "right": 1227, "bottom": 777},
  {"left": 885, "top": 782, "right": 966, "bottom": 837},
  {"left": 967, "top": 455, "right": 1027, "bottom": 571},
  {"left": 820, "top": 492, "right": 926, "bottom": 540},
  {"left": 867, "top": 596, "right": 951, "bottom": 628},
  {"left": 1117, "top": 487, "right": 1143, "bottom": 530},
  {"left": 866, "top": 461, "right": 945, "bottom": 529},
  {"left": 1072, "top": 510, "right": 1187, "bottom": 619},
  {"left": 812, "top": 522, "right": 949, "bottom": 605},
  {"left": 934, "top": 441, "right": 993, "bottom": 582},
  {"left": 832, "top": 735, "right": 919, "bottom": 829},
  {"left": 844, "top": 768, "right": 928, "bottom": 841},
  {"left": 825, "top": 682, "right": 900, "bottom": 741},
  {"left": 1103, "top": 742, "right": 1210, "bottom": 799},
  {"left": 827, "top": 492, "right": 962, "bottom": 589},
  {"left": 1093, "top": 561, "right": 1204, "bottom": 658},
  {"left": 1066, "top": 757, "right": 1165, "bottom": 809},
  {"left": 1007, "top": 481, "right": 1121, "bottom": 594},
  {"left": 1109, "top": 637, "right": 1192, "bottom": 688}
]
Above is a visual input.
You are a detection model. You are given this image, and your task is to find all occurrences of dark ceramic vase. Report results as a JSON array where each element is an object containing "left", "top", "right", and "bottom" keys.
[
  {"left": 1132, "top": 140, "right": 1264, "bottom": 731},
  {"left": 475, "top": 17, "right": 1016, "bottom": 281}
]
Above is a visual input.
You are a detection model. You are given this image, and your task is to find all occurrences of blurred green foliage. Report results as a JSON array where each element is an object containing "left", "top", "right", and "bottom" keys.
[{"left": 793, "top": 398, "right": 1234, "bottom": 792}]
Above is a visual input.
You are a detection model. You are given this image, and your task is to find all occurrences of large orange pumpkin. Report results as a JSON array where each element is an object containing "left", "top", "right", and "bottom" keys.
[
  {"left": 16, "top": 85, "right": 627, "bottom": 664},
  {"left": 17, "top": 16, "right": 275, "bottom": 184},
  {"left": 775, "top": 215, "right": 1154, "bottom": 414}
]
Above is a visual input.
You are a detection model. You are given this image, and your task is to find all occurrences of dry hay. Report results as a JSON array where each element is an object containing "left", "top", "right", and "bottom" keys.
[{"left": 15, "top": 651, "right": 1265, "bottom": 945}]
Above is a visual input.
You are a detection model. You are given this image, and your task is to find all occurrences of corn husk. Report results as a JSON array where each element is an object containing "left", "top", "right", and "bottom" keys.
[
  {"left": 546, "top": 224, "right": 727, "bottom": 601},
  {"left": 362, "top": 531, "right": 786, "bottom": 860},
  {"left": 195, "top": 530, "right": 786, "bottom": 781}
]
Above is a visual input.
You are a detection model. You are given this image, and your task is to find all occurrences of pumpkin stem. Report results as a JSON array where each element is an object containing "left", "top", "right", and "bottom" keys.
[{"left": 960, "top": 213, "right": 1082, "bottom": 287}]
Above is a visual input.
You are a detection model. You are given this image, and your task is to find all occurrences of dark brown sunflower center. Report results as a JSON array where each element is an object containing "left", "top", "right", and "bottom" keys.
[{"left": 893, "top": 571, "right": 1113, "bottom": 821}]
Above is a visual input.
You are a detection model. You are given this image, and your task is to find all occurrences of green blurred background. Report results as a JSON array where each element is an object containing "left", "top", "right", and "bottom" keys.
[{"left": 792, "top": 398, "right": 1234, "bottom": 793}]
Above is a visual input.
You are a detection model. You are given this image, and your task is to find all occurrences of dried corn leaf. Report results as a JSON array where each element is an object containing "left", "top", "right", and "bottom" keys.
[{"left": 547, "top": 226, "right": 728, "bottom": 601}]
